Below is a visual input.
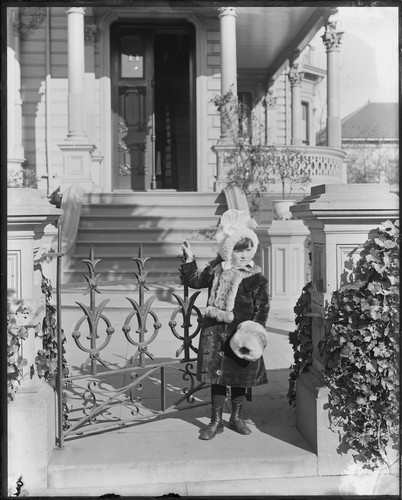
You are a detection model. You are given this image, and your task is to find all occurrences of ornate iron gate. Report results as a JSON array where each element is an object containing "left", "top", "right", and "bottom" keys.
[{"left": 56, "top": 245, "right": 209, "bottom": 447}]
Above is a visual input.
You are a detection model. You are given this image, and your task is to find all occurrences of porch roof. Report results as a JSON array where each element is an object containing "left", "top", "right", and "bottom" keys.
[
  {"left": 93, "top": 6, "right": 336, "bottom": 82},
  {"left": 235, "top": 6, "right": 335, "bottom": 80}
]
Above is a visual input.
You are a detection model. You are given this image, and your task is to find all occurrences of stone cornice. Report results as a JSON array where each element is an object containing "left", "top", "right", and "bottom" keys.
[{"left": 291, "top": 184, "right": 399, "bottom": 224}]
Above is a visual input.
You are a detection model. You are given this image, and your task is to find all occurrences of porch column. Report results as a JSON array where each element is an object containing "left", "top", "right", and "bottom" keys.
[
  {"left": 58, "top": 7, "right": 95, "bottom": 193},
  {"left": 218, "top": 7, "right": 238, "bottom": 141},
  {"left": 288, "top": 61, "right": 303, "bottom": 146},
  {"left": 322, "top": 17, "right": 343, "bottom": 148},
  {"left": 7, "top": 8, "right": 25, "bottom": 173},
  {"left": 290, "top": 183, "right": 398, "bottom": 475},
  {"left": 66, "top": 7, "right": 87, "bottom": 141}
]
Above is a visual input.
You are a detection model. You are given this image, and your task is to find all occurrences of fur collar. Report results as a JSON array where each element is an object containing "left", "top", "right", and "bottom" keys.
[{"left": 204, "top": 262, "right": 260, "bottom": 323}]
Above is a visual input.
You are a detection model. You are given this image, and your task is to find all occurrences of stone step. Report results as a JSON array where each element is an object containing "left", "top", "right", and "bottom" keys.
[
  {"left": 62, "top": 256, "right": 211, "bottom": 284},
  {"left": 84, "top": 191, "right": 225, "bottom": 205},
  {"left": 65, "top": 192, "right": 228, "bottom": 285},
  {"left": 28, "top": 472, "right": 399, "bottom": 497},
  {"left": 74, "top": 239, "right": 218, "bottom": 255},
  {"left": 43, "top": 370, "right": 319, "bottom": 493},
  {"left": 80, "top": 204, "right": 224, "bottom": 218},
  {"left": 78, "top": 215, "right": 221, "bottom": 230}
]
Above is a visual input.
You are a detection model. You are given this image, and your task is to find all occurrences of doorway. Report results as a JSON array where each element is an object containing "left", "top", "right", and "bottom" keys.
[{"left": 110, "top": 22, "right": 196, "bottom": 191}]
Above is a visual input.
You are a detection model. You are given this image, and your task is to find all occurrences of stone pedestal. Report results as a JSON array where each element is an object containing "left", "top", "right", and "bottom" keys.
[
  {"left": 291, "top": 183, "right": 399, "bottom": 474},
  {"left": 58, "top": 142, "right": 96, "bottom": 193},
  {"left": 7, "top": 188, "right": 62, "bottom": 491},
  {"left": 267, "top": 219, "right": 309, "bottom": 311}
]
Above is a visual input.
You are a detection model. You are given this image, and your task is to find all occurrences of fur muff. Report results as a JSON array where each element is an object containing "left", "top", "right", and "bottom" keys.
[{"left": 230, "top": 320, "right": 269, "bottom": 362}]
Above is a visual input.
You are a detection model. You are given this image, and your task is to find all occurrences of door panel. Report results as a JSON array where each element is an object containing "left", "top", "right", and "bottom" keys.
[{"left": 118, "top": 85, "right": 150, "bottom": 188}]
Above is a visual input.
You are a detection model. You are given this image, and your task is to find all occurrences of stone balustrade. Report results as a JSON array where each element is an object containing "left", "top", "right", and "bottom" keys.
[{"left": 213, "top": 144, "right": 347, "bottom": 192}]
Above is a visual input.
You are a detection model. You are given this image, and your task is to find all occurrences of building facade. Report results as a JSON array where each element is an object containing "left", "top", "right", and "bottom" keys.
[{"left": 7, "top": 6, "right": 346, "bottom": 197}]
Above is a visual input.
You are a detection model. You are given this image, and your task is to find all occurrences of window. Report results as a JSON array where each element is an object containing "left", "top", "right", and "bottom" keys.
[{"left": 121, "top": 37, "right": 144, "bottom": 79}]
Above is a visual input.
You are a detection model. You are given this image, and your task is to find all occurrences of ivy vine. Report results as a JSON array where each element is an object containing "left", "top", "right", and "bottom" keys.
[
  {"left": 287, "top": 282, "right": 313, "bottom": 406},
  {"left": 319, "top": 219, "right": 399, "bottom": 470},
  {"left": 7, "top": 294, "right": 29, "bottom": 401},
  {"left": 35, "top": 276, "right": 69, "bottom": 385}
]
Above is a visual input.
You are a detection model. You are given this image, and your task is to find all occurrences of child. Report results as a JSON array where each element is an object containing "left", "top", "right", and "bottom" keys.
[{"left": 180, "top": 209, "right": 270, "bottom": 440}]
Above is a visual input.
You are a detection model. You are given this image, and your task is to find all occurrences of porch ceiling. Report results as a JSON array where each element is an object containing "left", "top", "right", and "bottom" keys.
[
  {"left": 94, "top": 6, "right": 335, "bottom": 81},
  {"left": 235, "top": 6, "right": 336, "bottom": 80}
]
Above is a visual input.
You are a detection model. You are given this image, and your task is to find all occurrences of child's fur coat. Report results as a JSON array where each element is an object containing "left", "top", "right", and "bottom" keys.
[{"left": 180, "top": 256, "right": 269, "bottom": 387}]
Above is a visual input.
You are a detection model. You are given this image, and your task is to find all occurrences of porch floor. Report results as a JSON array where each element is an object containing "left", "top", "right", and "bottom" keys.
[{"left": 30, "top": 308, "right": 399, "bottom": 497}]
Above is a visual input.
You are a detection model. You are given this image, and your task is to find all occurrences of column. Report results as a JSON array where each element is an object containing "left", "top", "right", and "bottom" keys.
[
  {"left": 290, "top": 183, "right": 398, "bottom": 475},
  {"left": 288, "top": 61, "right": 303, "bottom": 146},
  {"left": 218, "top": 7, "right": 238, "bottom": 141},
  {"left": 58, "top": 7, "right": 95, "bottom": 193},
  {"left": 84, "top": 11, "right": 104, "bottom": 191},
  {"left": 322, "top": 17, "right": 344, "bottom": 148},
  {"left": 66, "top": 7, "right": 87, "bottom": 141},
  {"left": 7, "top": 7, "right": 25, "bottom": 172}
]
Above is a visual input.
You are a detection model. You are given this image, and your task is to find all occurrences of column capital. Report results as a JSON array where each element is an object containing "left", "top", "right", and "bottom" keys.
[
  {"left": 218, "top": 7, "right": 238, "bottom": 17},
  {"left": 322, "top": 20, "right": 344, "bottom": 51},
  {"left": 84, "top": 23, "right": 98, "bottom": 42},
  {"left": 264, "top": 89, "right": 277, "bottom": 110},
  {"left": 66, "top": 7, "right": 86, "bottom": 15},
  {"left": 288, "top": 63, "right": 303, "bottom": 87}
]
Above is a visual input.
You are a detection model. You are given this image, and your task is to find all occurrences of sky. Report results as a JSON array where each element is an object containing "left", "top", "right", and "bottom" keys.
[{"left": 310, "top": 6, "right": 399, "bottom": 123}]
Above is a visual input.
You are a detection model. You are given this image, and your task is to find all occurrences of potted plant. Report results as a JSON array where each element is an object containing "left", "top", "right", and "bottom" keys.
[
  {"left": 212, "top": 89, "right": 310, "bottom": 219},
  {"left": 268, "top": 146, "right": 311, "bottom": 220},
  {"left": 211, "top": 89, "right": 276, "bottom": 216}
]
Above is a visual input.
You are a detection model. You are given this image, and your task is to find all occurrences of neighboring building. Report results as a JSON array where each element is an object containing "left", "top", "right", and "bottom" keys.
[
  {"left": 317, "top": 101, "right": 399, "bottom": 190},
  {"left": 7, "top": 6, "right": 346, "bottom": 282},
  {"left": 341, "top": 102, "right": 399, "bottom": 189}
]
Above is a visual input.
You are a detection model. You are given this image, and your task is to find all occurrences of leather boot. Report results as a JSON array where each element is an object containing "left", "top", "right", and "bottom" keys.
[
  {"left": 199, "top": 407, "right": 224, "bottom": 440},
  {"left": 229, "top": 401, "right": 251, "bottom": 435}
]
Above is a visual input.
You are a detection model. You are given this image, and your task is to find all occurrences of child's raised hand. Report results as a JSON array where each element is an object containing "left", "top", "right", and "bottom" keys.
[{"left": 181, "top": 241, "right": 194, "bottom": 262}]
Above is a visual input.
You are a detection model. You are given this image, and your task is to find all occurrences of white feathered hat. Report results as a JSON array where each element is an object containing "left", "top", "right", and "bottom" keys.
[{"left": 217, "top": 209, "right": 259, "bottom": 262}]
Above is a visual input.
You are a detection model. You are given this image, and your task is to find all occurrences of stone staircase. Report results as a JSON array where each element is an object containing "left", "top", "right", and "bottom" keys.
[{"left": 62, "top": 191, "right": 228, "bottom": 287}]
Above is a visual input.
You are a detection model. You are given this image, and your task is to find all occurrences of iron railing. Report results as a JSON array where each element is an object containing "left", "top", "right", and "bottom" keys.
[{"left": 57, "top": 245, "right": 208, "bottom": 446}]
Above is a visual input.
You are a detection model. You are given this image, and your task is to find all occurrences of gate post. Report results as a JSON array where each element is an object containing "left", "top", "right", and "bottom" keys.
[
  {"left": 7, "top": 188, "right": 62, "bottom": 492},
  {"left": 290, "top": 183, "right": 398, "bottom": 475}
]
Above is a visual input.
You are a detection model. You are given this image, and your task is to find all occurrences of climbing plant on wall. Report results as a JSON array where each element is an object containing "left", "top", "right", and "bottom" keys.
[
  {"left": 35, "top": 275, "right": 68, "bottom": 384},
  {"left": 7, "top": 295, "right": 29, "bottom": 401},
  {"left": 287, "top": 281, "right": 313, "bottom": 407},
  {"left": 319, "top": 219, "right": 399, "bottom": 470}
]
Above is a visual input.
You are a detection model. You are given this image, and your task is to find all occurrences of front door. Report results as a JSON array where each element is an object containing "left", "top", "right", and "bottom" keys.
[{"left": 111, "top": 22, "right": 196, "bottom": 191}]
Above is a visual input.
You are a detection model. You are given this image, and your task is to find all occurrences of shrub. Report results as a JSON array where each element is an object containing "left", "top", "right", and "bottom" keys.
[{"left": 319, "top": 219, "right": 399, "bottom": 469}]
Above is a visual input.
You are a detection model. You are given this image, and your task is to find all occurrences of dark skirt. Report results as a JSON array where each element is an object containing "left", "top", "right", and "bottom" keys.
[{"left": 196, "top": 319, "right": 268, "bottom": 387}]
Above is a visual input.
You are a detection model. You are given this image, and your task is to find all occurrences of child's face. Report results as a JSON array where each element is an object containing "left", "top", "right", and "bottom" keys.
[{"left": 231, "top": 244, "right": 254, "bottom": 267}]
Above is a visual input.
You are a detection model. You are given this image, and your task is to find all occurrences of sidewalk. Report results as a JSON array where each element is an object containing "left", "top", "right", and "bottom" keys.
[{"left": 25, "top": 307, "right": 398, "bottom": 497}]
